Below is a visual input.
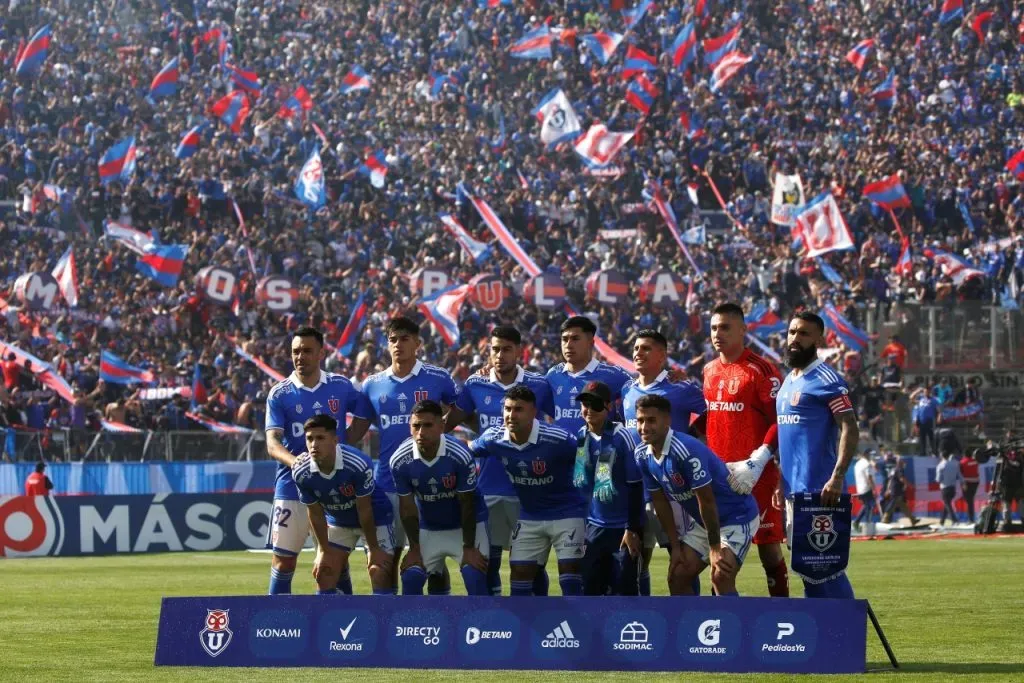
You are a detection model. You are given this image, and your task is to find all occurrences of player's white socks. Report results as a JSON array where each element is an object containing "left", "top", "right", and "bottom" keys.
[{"left": 726, "top": 445, "right": 773, "bottom": 495}]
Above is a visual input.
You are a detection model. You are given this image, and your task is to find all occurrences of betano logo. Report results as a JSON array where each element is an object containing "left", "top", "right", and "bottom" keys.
[
  {"left": 465, "top": 627, "right": 513, "bottom": 645},
  {"left": 541, "top": 620, "right": 579, "bottom": 649}
]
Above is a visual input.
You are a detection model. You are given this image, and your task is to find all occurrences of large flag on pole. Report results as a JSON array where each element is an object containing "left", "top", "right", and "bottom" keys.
[
  {"left": 793, "top": 192, "right": 856, "bottom": 258},
  {"left": 532, "top": 89, "right": 582, "bottom": 148},
  {"left": 51, "top": 247, "right": 78, "bottom": 307},
  {"left": 418, "top": 284, "right": 472, "bottom": 347}
]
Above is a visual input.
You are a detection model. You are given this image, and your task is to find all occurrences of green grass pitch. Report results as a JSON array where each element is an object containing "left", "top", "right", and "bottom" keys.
[{"left": 1, "top": 537, "right": 1022, "bottom": 682}]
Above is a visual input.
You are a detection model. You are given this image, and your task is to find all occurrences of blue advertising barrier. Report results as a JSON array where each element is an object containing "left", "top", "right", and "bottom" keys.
[
  {"left": 0, "top": 494, "right": 272, "bottom": 557},
  {"left": 0, "top": 462, "right": 278, "bottom": 496},
  {"left": 154, "top": 595, "right": 869, "bottom": 673}
]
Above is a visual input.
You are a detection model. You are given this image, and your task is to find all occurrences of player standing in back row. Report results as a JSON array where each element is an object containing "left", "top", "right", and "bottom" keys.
[
  {"left": 265, "top": 327, "right": 373, "bottom": 595},
  {"left": 702, "top": 303, "right": 790, "bottom": 597},
  {"left": 361, "top": 317, "right": 459, "bottom": 591}
]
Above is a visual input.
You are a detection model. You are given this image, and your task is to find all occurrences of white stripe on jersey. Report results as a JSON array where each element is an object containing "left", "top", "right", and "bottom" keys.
[
  {"left": 613, "top": 423, "right": 637, "bottom": 450},
  {"left": 341, "top": 451, "right": 370, "bottom": 473},
  {"left": 447, "top": 442, "right": 475, "bottom": 467},
  {"left": 389, "top": 441, "right": 415, "bottom": 470}
]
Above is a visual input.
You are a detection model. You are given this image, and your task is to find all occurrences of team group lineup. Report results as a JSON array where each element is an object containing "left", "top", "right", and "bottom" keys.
[{"left": 264, "top": 304, "right": 859, "bottom": 601}]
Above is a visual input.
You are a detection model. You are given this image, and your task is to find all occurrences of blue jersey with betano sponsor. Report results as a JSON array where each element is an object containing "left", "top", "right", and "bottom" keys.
[
  {"left": 636, "top": 429, "right": 758, "bottom": 528},
  {"left": 468, "top": 421, "right": 586, "bottom": 521},
  {"left": 361, "top": 361, "right": 458, "bottom": 492},
  {"left": 390, "top": 435, "right": 487, "bottom": 531},
  {"left": 455, "top": 366, "right": 554, "bottom": 496},
  {"left": 292, "top": 444, "right": 392, "bottom": 528},
  {"left": 266, "top": 371, "right": 373, "bottom": 500},
  {"left": 776, "top": 359, "right": 853, "bottom": 496},
  {"left": 578, "top": 422, "right": 642, "bottom": 528},
  {"left": 546, "top": 358, "right": 632, "bottom": 432}
]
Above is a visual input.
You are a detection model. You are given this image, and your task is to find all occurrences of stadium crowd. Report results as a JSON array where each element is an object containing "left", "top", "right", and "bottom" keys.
[{"left": 0, "top": 0, "right": 1022, "bottom": 438}]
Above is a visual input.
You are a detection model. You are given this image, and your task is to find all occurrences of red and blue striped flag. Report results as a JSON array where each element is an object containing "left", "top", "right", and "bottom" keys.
[
  {"left": 821, "top": 303, "right": 870, "bottom": 351},
  {"left": 100, "top": 351, "right": 155, "bottom": 385},
  {"left": 510, "top": 25, "right": 553, "bottom": 60},
  {"left": 341, "top": 66, "right": 371, "bottom": 94},
  {"left": 862, "top": 174, "right": 910, "bottom": 209},
  {"left": 703, "top": 24, "right": 741, "bottom": 68},
  {"left": 845, "top": 38, "right": 874, "bottom": 70},
  {"left": 335, "top": 293, "right": 370, "bottom": 358},
  {"left": 211, "top": 91, "right": 250, "bottom": 133},
  {"left": 98, "top": 137, "right": 137, "bottom": 185},
  {"left": 15, "top": 25, "right": 51, "bottom": 77},
  {"left": 418, "top": 284, "right": 472, "bottom": 347},
  {"left": 135, "top": 243, "right": 189, "bottom": 287},
  {"left": 149, "top": 56, "right": 180, "bottom": 100}
]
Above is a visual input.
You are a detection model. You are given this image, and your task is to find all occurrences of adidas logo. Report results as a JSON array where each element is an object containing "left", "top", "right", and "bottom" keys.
[
  {"left": 427, "top": 478, "right": 437, "bottom": 485},
  {"left": 312, "top": 402, "right": 323, "bottom": 409},
  {"left": 541, "top": 621, "right": 580, "bottom": 649},
  {"left": 397, "top": 393, "right": 408, "bottom": 400}
]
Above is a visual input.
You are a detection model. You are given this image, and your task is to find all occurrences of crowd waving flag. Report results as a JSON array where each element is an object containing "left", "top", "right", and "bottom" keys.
[
  {"left": 233, "top": 344, "right": 286, "bottom": 382},
  {"left": 98, "top": 137, "right": 138, "bottom": 185},
  {"left": 625, "top": 74, "right": 660, "bottom": 114},
  {"left": 15, "top": 25, "right": 51, "bottom": 77},
  {"left": 149, "top": 56, "right": 180, "bottom": 100},
  {"left": 99, "top": 351, "right": 155, "bottom": 385},
  {"left": 793, "top": 192, "right": 856, "bottom": 258},
  {"left": 295, "top": 148, "right": 326, "bottom": 208},
  {"left": 532, "top": 88, "right": 582, "bottom": 148},
  {"left": 574, "top": 124, "right": 634, "bottom": 169},
  {"left": 104, "top": 220, "right": 156, "bottom": 255},
  {"left": 621, "top": 0, "right": 653, "bottom": 29},
  {"left": 862, "top": 174, "right": 911, "bottom": 209},
  {"left": 1005, "top": 149, "right": 1024, "bottom": 179},
  {"left": 186, "top": 411, "right": 253, "bottom": 434},
  {"left": 872, "top": 72, "right": 897, "bottom": 108},
  {"left": 939, "top": 0, "right": 964, "bottom": 25},
  {"left": 418, "top": 284, "right": 472, "bottom": 347},
  {"left": 335, "top": 293, "right": 371, "bottom": 357},
  {"left": 225, "top": 63, "right": 262, "bottom": 96},
  {"left": 821, "top": 303, "right": 870, "bottom": 351},
  {"left": 703, "top": 24, "right": 742, "bottom": 68},
  {"left": 135, "top": 243, "right": 190, "bottom": 287},
  {"left": 440, "top": 214, "right": 492, "bottom": 264},
  {"left": 746, "top": 303, "right": 787, "bottom": 338},
  {"left": 278, "top": 86, "right": 314, "bottom": 119},
  {"left": 211, "top": 90, "right": 250, "bottom": 132},
  {"left": 972, "top": 11, "right": 994, "bottom": 43},
  {"left": 894, "top": 239, "right": 913, "bottom": 275},
  {"left": 709, "top": 52, "right": 752, "bottom": 93},
  {"left": 669, "top": 22, "right": 698, "bottom": 71},
  {"left": 51, "top": 247, "right": 79, "bottom": 307},
  {"left": 582, "top": 31, "right": 624, "bottom": 65},
  {"left": 622, "top": 45, "right": 657, "bottom": 79},
  {"left": 509, "top": 25, "right": 553, "bottom": 60},
  {"left": 924, "top": 248, "right": 986, "bottom": 286},
  {"left": 341, "top": 66, "right": 371, "bottom": 94},
  {"left": 358, "top": 150, "right": 389, "bottom": 189},
  {"left": 845, "top": 38, "right": 875, "bottom": 70},
  {"left": 175, "top": 122, "right": 205, "bottom": 159},
  {"left": 0, "top": 341, "right": 75, "bottom": 402}
]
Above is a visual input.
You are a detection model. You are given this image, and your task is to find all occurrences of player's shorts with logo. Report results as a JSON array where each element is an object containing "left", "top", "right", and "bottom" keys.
[
  {"left": 510, "top": 517, "right": 585, "bottom": 563},
  {"left": 683, "top": 516, "right": 758, "bottom": 565},
  {"left": 484, "top": 495, "right": 520, "bottom": 548},
  {"left": 420, "top": 522, "right": 490, "bottom": 574},
  {"left": 327, "top": 523, "right": 396, "bottom": 556},
  {"left": 267, "top": 498, "right": 311, "bottom": 556},
  {"left": 752, "top": 463, "right": 785, "bottom": 545}
]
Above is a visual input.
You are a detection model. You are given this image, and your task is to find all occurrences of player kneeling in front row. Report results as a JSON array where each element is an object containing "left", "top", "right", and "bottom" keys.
[
  {"left": 634, "top": 395, "right": 759, "bottom": 596},
  {"left": 292, "top": 415, "right": 396, "bottom": 595},
  {"left": 391, "top": 400, "right": 490, "bottom": 595},
  {"left": 469, "top": 385, "right": 587, "bottom": 596}
]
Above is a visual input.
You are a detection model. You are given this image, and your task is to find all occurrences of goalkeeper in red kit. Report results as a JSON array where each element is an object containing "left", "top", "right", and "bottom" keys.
[{"left": 698, "top": 303, "right": 790, "bottom": 597}]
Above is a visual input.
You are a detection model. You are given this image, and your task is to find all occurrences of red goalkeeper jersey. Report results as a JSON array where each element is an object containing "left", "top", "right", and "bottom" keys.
[{"left": 703, "top": 348, "right": 782, "bottom": 463}]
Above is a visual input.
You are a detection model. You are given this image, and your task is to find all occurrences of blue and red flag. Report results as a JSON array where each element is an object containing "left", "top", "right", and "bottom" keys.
[
  {"left": 135, "top": 243, "right": 189, "bottom": 287},
  {"left": 175, "top": 122, "right": 205, "bottom": 159},
  {"left": 190, "top": 362, "right": 207, "bottom": 410},
  {"left": 821, "top": 303, "right": 870, "bottom": 351},
  {"left": 582, "top": 31, "right": 624, "bottom": 65},
  {"left": 669, "top": 21, "right": 697, "bottom": 71},
  {"left": 418, "top": 284, "right": 472, "bottom": 348},
  {"left": 871, "top": 72, "right": 897, "bottom": 108},
  {"left": 277, "top": 85, "right": 313, "bottom": 119},
  {"left": 679, "top": 109, "right": 705, "bottom": 139},
  {"left": 509, "top": 25, "right": 553, "bottom": 60},
  {"left": 149, "top": 56, "right": 180, "bottom": 100},
  {"left": 100, "top": 351, "right": 155, "bottom": 385},
  {"left": 15, "top": 25, "right": 51, "bottom": 77},
  {"left": 233, "top": 344, "right": 286, "bottom": 382},
  {"left": 709, "top": 52, "right": 752, "bottom": 93},
  {"left": 358, "top": 150, "right": 389, "bottom": 189},
  {"left": 625, "top": 73, "right": 660, "bottom": 114},
  {"left": 440, "top": 214, "right": 492, "bottom": 264},
  {"left": 477, "top": 0, "right": 512, "bottom": 7},
  {"left": 335, "top": 293, "right": 370, "bottom": 357},
  {"left": 924, "top": 248, "right": 986, "bottom": 286},
  {"left": 51, "top": 247, "right": 78, "bottom": 307},
  {"left": 894, "top": 239, "right": 913, "bottom": 276},
  {"left": 186, "top": 411, "right": 253, "bottom": 434},
  {"left": 845, "top": 38, "right": 874, "bottom": 70},
  {"left": 1005, "top": 149, "right": 1024, "bottom": 179},
  {"left": 341, "top": 66, "right": 371, "bottom": 94},
  {"left": 225, "top": 63, "right": 261, "bottom": 96},
  {"left": 746, "top": 303, "right": 787, "bottom": 338},
  {"left": 703, "top": 23, "right": 741, "bottom": 68},
  {"left": 622, "top": 44, "right": 657, "bottom": 79},
  {"left": 938, "top": 0, "right": 963, "bottom": 25},
  {"left": 210, "top": 91, "right": 250, "bottom": 133},
  {"left": 295, "top": 148, "right": 326, "bottom": 208},
  {"left": 862, "top": 174, "right": 910, "bottom": 209},
  {"left": 650, "top": 182, "right": 702, "bottom": 274},
  {"left": 622, "top": 0, "right": 653, "bottom": 29},
  {"left": 101, "top": 419, "right": 143, "bottom": 433},
  {"left": 972, "top": 11, "right": 993, "bottom": 43},
  {"left": 98, "top": 137, "right": 138, "bottom": 185}
]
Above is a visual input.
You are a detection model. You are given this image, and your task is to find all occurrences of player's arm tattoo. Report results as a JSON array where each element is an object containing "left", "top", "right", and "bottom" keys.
[
  {"left": 266, "top": 429, "right": 296, "bottom": 468},
  {"left": 834, "top": 411, "right": 859, "bottom": 480},
  {"left": 355, "top": 495, "right": 381, "bottom": 550},
  {"left": 458, "top": 492, "right": 477, "bottom": 548},
  {"left": 347, "top": 417, "right": 371, "bottom": 445},
  {"left": 307, "top": 502, "right": 330, "bottom": 550},
  {"left": 693, "top": 484, "right": 721, "bottom": 548},
  {"left": 397, "top": 494, "right": 421, "bottom": 548}
]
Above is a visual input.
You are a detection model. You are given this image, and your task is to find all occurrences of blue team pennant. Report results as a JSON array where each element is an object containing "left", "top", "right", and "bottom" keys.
[{"left": 790, "top": 492, "right": 852, "bottom": 584}]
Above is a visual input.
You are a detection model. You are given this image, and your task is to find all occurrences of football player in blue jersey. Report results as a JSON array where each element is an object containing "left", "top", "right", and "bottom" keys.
[
  {"left": 391, "top": 401, "right": 490, "bottom": 596},
  {"left": 634, "top": 395, "right": 759, "bottom": 596},
  {"left": 468, "top": 385, "right": 587, "bottom": 596},
  {"left": 264, "top": 327, "right": 373, "bottom": 595},
  {"left": 447, "top": 325, "right": 553, "bottom": 596},
  {"left": 571, "top": 381, "right": 645, "bottom": 596},
  {"left": 770, "top": 312, "right": 859, "bottom": 599},
  {"left": 291, "top": 415, "right": 395, "bottom": 595},
  {"left": 546, "top": 316, "right": 632, "bottom": 433},
  {"left": 621, "top": 330, "right": 706, "bottom": 596},
  {"left": 361, "top": 317, "right": 459, "bottom": 590}
]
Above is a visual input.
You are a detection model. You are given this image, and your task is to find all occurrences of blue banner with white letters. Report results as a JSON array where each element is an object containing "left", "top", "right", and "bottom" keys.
[
  {"left": 0, "top": 462, "right": 277, "bottom": 496},
  {"left": 0, "top": 494, "right": 272, "bottom": 558},
  {"left": 155, "top": 595, "right": 868, "bottom": 673},
  {"left": 790, "top": 493, "right": 852, "bottom": 584}
]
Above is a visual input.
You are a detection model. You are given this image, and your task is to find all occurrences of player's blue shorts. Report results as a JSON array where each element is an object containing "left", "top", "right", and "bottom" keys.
[{"left": 581, "top": 523, "right": 640, "bottom": 596}]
